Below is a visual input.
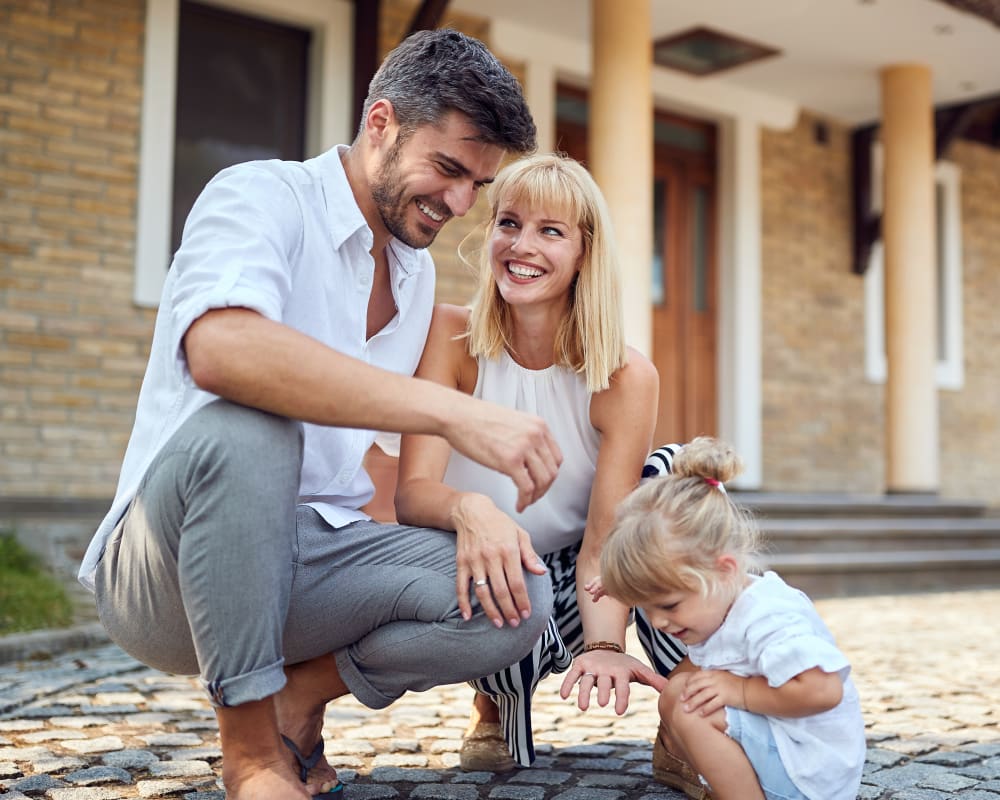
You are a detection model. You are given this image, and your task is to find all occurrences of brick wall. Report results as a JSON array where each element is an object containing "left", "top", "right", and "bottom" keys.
[
  {"left": 382, "top": 0, "right": 499, "bottom": 307},
  {"left": 940, "top": 140, "right": 1000, "bottom": 502},
  {"left": 761, "top": 116, "right": 1000, "bottom": 505},
  {"left": 0, "top": 0, "right": 151, "bottom": 502},
  {"left": 760, "top": 112, "right": 885, "bottom": 493}
]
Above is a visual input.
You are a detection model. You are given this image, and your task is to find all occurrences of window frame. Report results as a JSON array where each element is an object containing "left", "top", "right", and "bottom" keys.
[
  {"left": 864, "top": 144, "right": 964, "bottom": 390},
  {"left": 133, "top": 0, "right": 352, "bottom": 307}
]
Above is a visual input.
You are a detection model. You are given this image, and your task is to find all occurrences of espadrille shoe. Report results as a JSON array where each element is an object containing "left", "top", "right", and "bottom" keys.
[
  {"left": 652, "top": 723, "right": 715, "bottom": 799},
  {"left": 458, "top": 721, "right": 517, "bottom": 773}
]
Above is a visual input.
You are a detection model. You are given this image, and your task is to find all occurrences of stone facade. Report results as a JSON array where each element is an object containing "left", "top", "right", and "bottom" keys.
[
  {"left": 940, "top": 140, "right": 1000, "bottom": 501},
  {"left": 760, "top": 113, "right": 885, "bottom": 494},
  {"left": 0, "top": 0, "right": 151, "bottom": 502},
  {"left": 760, "top": 115, "right": 1000, "bottom": 503},
  {"left": 1, "top": 2, "right": 998, "bottom": 540}
]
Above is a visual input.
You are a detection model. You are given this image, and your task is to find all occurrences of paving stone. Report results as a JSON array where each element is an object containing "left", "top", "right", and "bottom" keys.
[
  {"left": 0, "top": 590, "right": 997, "bottom": 799},
  {"left": 507, "top": 770, "right": 573, "bottom": 786},
  {"left": 335, "top": 786, "right": 398, "bottom": 799},
  {"left": 370, "top": 767, "right": 444, "bottom": 783},
  {"left": 410, "top": 786, "right": 479, "bottom": 800},
  {"left": 162, "top": 748, "right": 220, "bottom": 763},
  {"left": 47, "top": 718, "right": 111, "bottom": 729},
  {"left": 147, "top": 761, "right": 213, "bottom": 779},
  {"left": 567, "top": 758, "right": 627, "bottom": 771},
  {"left": 100, "top": 750, "right": 159, "bottom": 770},
  {"left": 61, "top": 736, "right": 124, "bottom": 754},
  {"left": 372, "top": 753, "right": 429, "bottom": 768},
  {"left": 449, "top": 772, "right": 492, "bottom": 784},
  {"left": 487, "top": 788, "right": 546, "bottom": 800},
  {"left": 0, "top": 747, "right": 52, "bottom": 761},
  {"left": 31, "top": 758, "right": 86, "bottom": 773},
  {"left": 45, "top": 789, "right": 129, "bottom": 800},
  {"left": 63, "top": 766, "right": 133, "bottom": 786},
  {"left": 136, "top": 778, "right": 198, "bottom": 797},
  {"left": 20, "top": 729, "right": 88, "bottom": 743},
  {"left": 550, "top": 789, "right": 625, "bottom": 800},
  {"left": 576, "top": 772, "right": 645, "bottom": 788},
  {"left": 7, "top": 773, "right": 66, "bottom": 793},
  {"left": 137, "top": 734, "right": 202, "bottom": 748}
]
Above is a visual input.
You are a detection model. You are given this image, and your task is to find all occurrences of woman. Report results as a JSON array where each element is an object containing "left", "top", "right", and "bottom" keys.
[{"left": 395, "top": 153, "right": 687, "bottom": 770}]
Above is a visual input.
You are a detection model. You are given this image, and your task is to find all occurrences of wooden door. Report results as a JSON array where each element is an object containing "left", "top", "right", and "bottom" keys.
[
  {"left": 555, "top": 91, "right": 717, "bottom": 446},
  {"left": 651, "top": 155, "right": 717, "bottom": 445}
]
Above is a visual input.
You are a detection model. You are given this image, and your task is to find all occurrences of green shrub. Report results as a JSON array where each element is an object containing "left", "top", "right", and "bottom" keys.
[{"left": 0, "top": 532, "right": 73, "bottom": 634}]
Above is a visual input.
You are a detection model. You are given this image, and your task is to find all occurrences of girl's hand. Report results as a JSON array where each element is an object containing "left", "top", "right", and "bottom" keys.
[
  {"left": 679, "top": 669, "right": 745, "bottom": 716},
  {"left": 584, "top": 575, "right": 607, "bottom": 602},
  {"left": 558, "top": 651, "right": 668, "bottom": 714}
]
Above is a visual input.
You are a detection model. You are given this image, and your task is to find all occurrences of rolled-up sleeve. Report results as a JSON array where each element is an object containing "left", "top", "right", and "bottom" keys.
[{"left": 167, "top": 164, "right": 305, "bottom": 376}]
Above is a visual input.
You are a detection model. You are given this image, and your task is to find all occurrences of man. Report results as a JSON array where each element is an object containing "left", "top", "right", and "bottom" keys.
[{"left": 79, "top": 29, "right": 561, "bottom": 800}]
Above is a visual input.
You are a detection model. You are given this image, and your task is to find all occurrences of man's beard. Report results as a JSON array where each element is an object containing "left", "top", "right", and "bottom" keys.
[{"left": 371, "top": 138, "right": 440, "bottom": 249}]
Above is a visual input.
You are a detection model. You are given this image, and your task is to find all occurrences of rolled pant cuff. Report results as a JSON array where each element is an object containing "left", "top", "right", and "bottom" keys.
[
  {"left": 201, "top": 657, "right": 287, "bottom": 707},
  {"left": 334, "top": 648, "right": 395, "bottom": 710}
]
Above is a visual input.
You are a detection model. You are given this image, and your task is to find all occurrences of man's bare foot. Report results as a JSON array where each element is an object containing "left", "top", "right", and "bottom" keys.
[
  {"left": 216, "top": 700, "right": 311, "bottom": 799},
  {"left": 276, "top": 655, "right": 349, "bottom": 794},
  {"left": 222, "top": 757, "right": 311, "bottom": 800}
]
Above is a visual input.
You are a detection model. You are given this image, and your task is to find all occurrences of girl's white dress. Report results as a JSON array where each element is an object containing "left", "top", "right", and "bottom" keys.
[{"left": 686, "top": 571, "right": 866, "bottom": 800}]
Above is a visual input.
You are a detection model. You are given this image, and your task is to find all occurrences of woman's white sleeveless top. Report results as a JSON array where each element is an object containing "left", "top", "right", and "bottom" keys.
[{"left": 443, "top": 350, "right": 601, "bottom": 555}]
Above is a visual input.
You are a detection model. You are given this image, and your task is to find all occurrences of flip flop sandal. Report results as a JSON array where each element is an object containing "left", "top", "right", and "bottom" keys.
[{"left": 281, "top": 734, "right": 345, "bottom": 796}]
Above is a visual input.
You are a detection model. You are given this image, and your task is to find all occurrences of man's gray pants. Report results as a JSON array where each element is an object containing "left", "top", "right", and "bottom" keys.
[{"left": 95, "top": 400, "right": 554, "bottom": 708}]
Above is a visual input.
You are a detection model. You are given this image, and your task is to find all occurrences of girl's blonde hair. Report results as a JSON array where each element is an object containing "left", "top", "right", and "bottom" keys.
[
  {"left": 600, "top": 437, "right": 763, "bottom": 605},
  {"left": 464, "top": 153, "right": 626, "bottom": 393}
]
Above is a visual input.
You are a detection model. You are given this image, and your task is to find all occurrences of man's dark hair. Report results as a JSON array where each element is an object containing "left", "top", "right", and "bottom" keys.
[{"left": 358, "top": 28, "right": 536, "bottom": 154}]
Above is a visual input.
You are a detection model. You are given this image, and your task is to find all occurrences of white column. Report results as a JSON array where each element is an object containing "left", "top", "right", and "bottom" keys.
[
  {"left": 589, "top": 0, "right": 653, "bottom": 355},
  {"left": 881, "top": 64, "right": 938, "bottom": 493},
  {"left": 717, "top": 116, "right": 763, "bottom": 489}
]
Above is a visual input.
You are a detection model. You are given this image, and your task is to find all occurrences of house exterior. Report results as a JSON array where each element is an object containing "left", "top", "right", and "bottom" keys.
[{"left": 2, "top": 0, "right": 999, "bottom": 576}]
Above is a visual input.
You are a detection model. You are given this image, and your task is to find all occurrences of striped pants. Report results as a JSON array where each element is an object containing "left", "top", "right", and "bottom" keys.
[
  {"left": 470, "top": 438, "right": 688, "bottom": 765},
  {"left": 469, "top": 542, "right": 687, "bottom": 764}
]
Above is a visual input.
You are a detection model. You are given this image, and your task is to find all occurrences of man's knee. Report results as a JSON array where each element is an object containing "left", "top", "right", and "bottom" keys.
[{"left": 186, "top": 400, "right": 303, "bottom": 475}]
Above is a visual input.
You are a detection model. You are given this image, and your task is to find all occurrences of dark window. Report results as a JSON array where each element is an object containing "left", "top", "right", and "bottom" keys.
[{"left": 171, "top": 1, "right": 310, "bottom": 255}]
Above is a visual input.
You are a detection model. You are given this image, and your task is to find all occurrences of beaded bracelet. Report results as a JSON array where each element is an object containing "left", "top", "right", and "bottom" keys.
[{"left": 583, "top": 640, "right": 624, "bottom": 654}]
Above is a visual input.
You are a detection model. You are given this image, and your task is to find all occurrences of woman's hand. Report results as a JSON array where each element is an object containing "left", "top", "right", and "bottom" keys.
[
  {"left": 451, "top": 493, "right": 547, "bottom": 627},
  {"left": 558, "top": 650, "right": 667, "bottom": 714}
]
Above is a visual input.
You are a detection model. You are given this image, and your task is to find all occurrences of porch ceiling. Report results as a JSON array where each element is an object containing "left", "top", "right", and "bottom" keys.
[{"left": 450, "top": 0, "right": 1000, "bottom": 126}]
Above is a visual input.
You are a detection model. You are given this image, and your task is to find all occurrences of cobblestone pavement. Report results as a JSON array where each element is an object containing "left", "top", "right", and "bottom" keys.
[{"left": 1, "top": 588, "right": 998, "bottom": 799}]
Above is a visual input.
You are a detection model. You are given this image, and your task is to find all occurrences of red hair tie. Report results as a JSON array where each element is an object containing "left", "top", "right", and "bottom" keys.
[{"left": 704, "top": 478, "right": 720, "bottom": 487}]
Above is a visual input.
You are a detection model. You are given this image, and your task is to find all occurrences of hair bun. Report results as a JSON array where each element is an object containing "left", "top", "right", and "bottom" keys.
[{"left": 672, "top": 436, "right": 743, "bottom": 484}]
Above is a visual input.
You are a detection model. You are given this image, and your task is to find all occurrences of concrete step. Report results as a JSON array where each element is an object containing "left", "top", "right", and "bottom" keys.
[
  {"left": 766, "top": 548, "right": 1000, "bottom": 598},
  {"left": 758, "top": 516, "right": 1000, "bottom": 554},
  {"left": 731, "top": 491, "right": 988, "bottom": 519}
]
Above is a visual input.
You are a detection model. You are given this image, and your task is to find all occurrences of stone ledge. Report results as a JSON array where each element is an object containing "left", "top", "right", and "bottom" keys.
[{"left": 0, "top": 623, "right": 110, "bottom": 666}]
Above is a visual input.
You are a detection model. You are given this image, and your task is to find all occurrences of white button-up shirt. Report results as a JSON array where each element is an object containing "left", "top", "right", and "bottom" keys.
[
  {"left": 79, "top": 146, "right": 435, "bottom": 590},
  {"left": 687, "top": 572, "right": 866, "bottom": 800}
]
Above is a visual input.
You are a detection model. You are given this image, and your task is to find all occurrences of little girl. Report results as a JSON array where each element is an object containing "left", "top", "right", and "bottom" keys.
[{"left": 590, "top": 437, "right": 865, "bottom": 800}]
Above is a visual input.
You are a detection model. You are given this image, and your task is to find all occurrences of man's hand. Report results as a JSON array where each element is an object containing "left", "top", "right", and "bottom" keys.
[{"left": 444, "top": 399, "right": 562, "bottom": 512}]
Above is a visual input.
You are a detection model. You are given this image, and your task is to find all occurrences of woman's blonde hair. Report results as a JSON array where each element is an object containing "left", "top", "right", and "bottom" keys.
[
  {"left": 464, "top": 153, "right": 625, "bottom": 392},
  {"left": 600, "top": 437, "right": 764, "bottom": 605}
]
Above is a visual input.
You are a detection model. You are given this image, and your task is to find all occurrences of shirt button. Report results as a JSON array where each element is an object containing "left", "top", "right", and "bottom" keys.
[
  {"left": 338, "top": 469, "right": 352, "bottom": 483},
  {"left": 359, "top": 273, "right": 371, "bottom": 287}
]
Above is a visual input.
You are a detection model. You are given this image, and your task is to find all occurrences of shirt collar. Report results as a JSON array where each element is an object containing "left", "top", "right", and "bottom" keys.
[{"left": 319, "top": 145, "right": 425, "bottom": 279}]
